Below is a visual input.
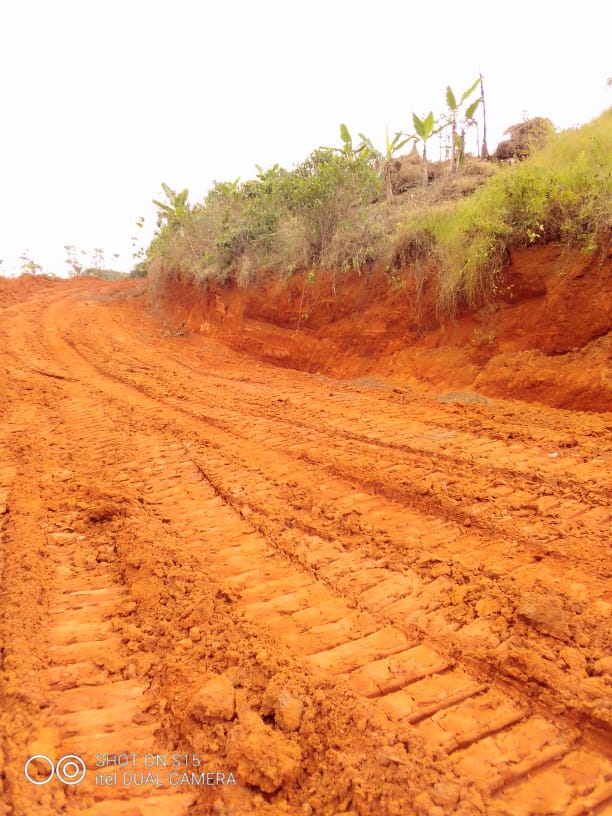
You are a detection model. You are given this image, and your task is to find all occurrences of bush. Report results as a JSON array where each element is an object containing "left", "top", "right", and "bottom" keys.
[
  {"left": 130, "top": 261, "right": 148, "bottom": 278},
  {"left": 147, "top": 149, "right": 381, "bottom": 282},
  {"left": 283, "top": 149, "right": 381, "bottom": 265}
]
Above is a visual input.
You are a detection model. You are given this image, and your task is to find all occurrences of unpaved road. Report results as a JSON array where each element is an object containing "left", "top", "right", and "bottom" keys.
[{"left": 0, "top": 276, "right": 610, "bottom": 816}]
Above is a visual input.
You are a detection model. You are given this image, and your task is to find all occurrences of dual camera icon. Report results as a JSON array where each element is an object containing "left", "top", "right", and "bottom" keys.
[{"left": 24, "top": 754, "right": 87, "bottom": 785}]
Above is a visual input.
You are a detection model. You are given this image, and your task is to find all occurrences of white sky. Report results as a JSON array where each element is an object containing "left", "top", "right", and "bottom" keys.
[{"left": 0, "top": 0, "right": 610, "bottom": 277}]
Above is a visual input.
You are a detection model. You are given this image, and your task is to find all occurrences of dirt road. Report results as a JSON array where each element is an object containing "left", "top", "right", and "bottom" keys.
[{"left": 0, "top": 276, "right": 610, "bottom": 815}]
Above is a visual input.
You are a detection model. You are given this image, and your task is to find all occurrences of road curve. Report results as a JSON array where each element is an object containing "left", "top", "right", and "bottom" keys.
[{"left": 0, "top": 276, "right": 610, "bottom": 815}]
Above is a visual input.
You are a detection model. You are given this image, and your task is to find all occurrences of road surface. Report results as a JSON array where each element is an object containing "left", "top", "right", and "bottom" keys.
[{"left": 0, "top": 276, "right": 610, "bottom": 815}]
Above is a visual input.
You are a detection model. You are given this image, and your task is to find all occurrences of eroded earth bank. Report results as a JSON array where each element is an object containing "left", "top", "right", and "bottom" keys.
[{"left": 0, "top": 271, "right": 610, "bottom": 815}]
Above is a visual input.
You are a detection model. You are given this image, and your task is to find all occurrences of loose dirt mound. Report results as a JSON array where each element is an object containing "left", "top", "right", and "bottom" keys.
[
  {"left": 154, "top": 243, "right": 611, "bottom": 411},
  {"left": 493, "top": 117, "right": 554, "bottom": 161},
  {"left": 0, "top": 274, "right": 610, "bottom": 815},
  {"left": 0, "top": 273, "right": 58, "bottom": 306}
]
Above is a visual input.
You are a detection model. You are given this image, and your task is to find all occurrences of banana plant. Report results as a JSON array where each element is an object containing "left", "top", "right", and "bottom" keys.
[
  {"left": 411, "top": 112, "right": 439, "bottom": 185},
  {"left": 358, "top": 128, "right": 412, "bottom": 201},
  {"left": 152, "top": 182, "right": 191, "bottom": 229},
  {"left": 461, "top": 95, "right": 482, "bottom": 167},
  {"left": 321, "top": 123, "right": 358, "bottom": 158},
  {"left": 322, "top": 124, "right": 379, "bottom": 165},
  {"left": 445, "top": 77, "right": 481, "bottom": 172},
  {"left": 255, "top": 163, "right": 281, "bottom": 181},
  {"left": 339, "top": 123, "right": 355, "bottom": 157},
  {"left": 384, "top": 128, "right": 413, "bottom": 200}
]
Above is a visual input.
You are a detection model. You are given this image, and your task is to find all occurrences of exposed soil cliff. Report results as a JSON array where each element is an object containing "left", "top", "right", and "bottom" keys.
[{"left": 154, "top": 243, "right": 611, "bottom": 411}]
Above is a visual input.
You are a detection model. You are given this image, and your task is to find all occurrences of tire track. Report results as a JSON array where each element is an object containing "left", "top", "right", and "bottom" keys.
[
  {"left": 43, "top": 298, "right": 612, "bottom": 697},
  {"left": 50, "top": 380, "right": 612, "bottom": 814},
  {"left": 0, "top": 418, "right": 197, "bottom": 813},
  {"left": 58, "top": 300, "right": 612, "bottom": 588}
]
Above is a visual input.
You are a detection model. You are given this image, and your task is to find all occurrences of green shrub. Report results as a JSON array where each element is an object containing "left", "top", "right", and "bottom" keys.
[
  {"left": 147, "top": 149, "right": 381, "bottom": 282},
  {"left": 280, "top": 148, "right": 381, "bottom": 265}
]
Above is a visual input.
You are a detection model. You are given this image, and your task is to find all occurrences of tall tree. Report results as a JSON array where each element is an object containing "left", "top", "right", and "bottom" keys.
[
  {"left": 93, "top": 248, "right": 105, "bottom": 270},
  {"left": 64, "top": 245, "right": 83, "bottom": 277},
  {"left": 19, "top": 251, "right": 42, "bottom": 275}
]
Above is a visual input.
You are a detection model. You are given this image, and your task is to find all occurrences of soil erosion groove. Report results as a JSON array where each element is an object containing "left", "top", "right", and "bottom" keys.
[{"left": 0, "top": 276, "right": 610, "bottom": 816}]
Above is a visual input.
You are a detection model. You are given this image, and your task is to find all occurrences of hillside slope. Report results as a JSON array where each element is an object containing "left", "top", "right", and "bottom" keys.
[{"left": 153, "top": 242, "right": 611, "bottom": 411}]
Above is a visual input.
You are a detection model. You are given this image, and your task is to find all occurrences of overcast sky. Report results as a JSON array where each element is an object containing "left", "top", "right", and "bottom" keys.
[{"left": 0, "top": 0, "right": 609, "bottom": 276}]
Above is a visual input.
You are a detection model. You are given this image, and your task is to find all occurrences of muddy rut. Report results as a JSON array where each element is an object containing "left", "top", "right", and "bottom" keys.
[{"left": 0, "top": 277, "right": 610, "bottom": 816}]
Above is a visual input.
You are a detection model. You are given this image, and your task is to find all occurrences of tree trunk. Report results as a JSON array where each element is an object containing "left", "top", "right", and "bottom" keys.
[
  {"left": 480, "top": 74, "right": 489, "bottom": 159},
  {"left": 384, "top": 161, "right": 394, "bottom": 202}
]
